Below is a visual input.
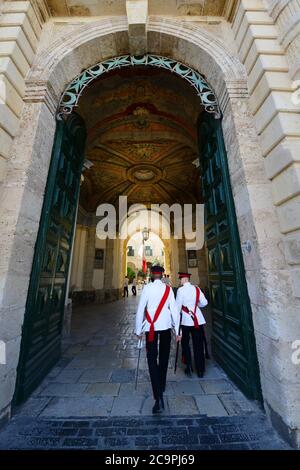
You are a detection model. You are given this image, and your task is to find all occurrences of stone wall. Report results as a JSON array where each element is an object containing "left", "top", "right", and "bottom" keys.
[
  {"left": 0, "top": 1, "right": 299, "bottom": 447},
  {"left": 265, "top": 0, "right": 300, "bottom": 80},
  {"left": 0, "top": 1, "right": 47, "bottom": 184},
  {"left": 231, "top": 0, "right": 300, "bottom": 447}
]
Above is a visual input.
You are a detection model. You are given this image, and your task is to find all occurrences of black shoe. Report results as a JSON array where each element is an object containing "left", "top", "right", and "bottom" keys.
[
  {"left": 197, "top": 371, "right": 204, "bottom": 378},
  {"left": 152, "top": 398, "right": 164, "bottom": 414},
  {"left": 184, "top": 366, "right": 192, "bottom": 377}
]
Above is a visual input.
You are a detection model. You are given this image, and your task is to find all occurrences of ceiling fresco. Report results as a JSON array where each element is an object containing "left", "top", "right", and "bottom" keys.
[{"left": 78, "top": 67, "right": 203, "bottom": 212}]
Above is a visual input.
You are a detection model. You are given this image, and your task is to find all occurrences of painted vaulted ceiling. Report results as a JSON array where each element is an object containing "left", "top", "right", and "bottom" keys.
[{"left": 77, "top": 67, "right": 203, "bottom": 212}]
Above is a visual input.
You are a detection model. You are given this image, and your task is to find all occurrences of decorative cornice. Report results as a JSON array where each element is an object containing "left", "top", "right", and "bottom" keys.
[
  {"left": 24, "top": 80, "right": 59, "bottom": 115},
  {"left": 218, "top": 79, "right": 249, "bottom": 112},
  {"left": 31, "top": 0, "right": 51, "bottom": 25},
  {"left": 223, "top": 0, "right": 239, "bottom": 22}
]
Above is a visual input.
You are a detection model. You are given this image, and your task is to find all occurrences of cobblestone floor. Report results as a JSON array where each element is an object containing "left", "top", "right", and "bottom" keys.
[{"left": 0, "top": 293, "right": 289, "bottom": 450}]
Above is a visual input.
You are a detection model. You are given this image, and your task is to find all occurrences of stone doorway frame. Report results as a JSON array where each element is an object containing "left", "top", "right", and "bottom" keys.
[{"left": 1, "top": 17, "right": 291, "bottom": 440}]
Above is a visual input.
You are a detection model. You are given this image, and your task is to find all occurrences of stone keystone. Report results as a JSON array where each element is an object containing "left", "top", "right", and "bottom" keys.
[{"left": 126, "top": 0, "right": 148, "bottom": 56}]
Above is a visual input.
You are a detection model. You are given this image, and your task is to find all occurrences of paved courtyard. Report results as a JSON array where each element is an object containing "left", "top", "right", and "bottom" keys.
[{"left": 0, "top": 294, "right": 289, "bottom": 450}]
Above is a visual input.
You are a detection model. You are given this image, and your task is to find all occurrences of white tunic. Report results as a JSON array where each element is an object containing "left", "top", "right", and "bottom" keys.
[
  {"left": 135, "top": 279, "right": 180, "bottom": 336},
  {"left": 175, "top": 282, "right": 208, "bottom": 327}
]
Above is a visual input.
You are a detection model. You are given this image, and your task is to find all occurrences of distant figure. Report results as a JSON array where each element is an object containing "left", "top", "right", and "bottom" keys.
[
  {"left": 132, "top": 277, "right": 137, "bottom": 296},
  {"left": 123, "top": 276, "right": 129, "bottom": 297}
]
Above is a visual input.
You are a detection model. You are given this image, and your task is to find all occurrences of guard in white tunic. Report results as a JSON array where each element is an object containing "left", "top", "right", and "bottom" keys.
[
  {"left": 176, "top": 272, "right": 208, "bottom": 377},
  {"left": 135, "top": 265, "right": 181, "bottom": 414}
]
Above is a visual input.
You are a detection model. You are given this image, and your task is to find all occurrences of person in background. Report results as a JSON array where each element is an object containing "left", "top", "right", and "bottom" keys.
[
  {"left": 132, "top": 277, "right": 137, "bottom": 296},
  {"left": 123, "top": 276, "right": 129, "bottom": 297}
]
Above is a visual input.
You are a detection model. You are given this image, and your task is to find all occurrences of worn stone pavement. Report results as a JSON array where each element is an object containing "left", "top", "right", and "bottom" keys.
[{"left": 0, "top": 292, "right": 289, "bottom": 450}]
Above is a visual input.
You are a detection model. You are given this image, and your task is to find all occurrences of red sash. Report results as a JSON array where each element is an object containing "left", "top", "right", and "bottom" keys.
[
  {"left": 182, "top": 286, "right": 200, "bottom": 329},
  {"left": 146, "top": 285, "right": 171, "bottom": 342}
]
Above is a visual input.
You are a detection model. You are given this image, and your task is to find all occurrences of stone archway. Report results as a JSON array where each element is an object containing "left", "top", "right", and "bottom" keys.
[
  {"left": 57, "top": 54, "right": 221, "bottom": 119},
  {"left": 0, "top": 17, "right": 284, "bottom": 425}
]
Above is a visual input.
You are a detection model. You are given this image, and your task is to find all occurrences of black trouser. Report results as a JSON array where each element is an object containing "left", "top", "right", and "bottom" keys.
[
  {"left": 146, "top": 329, "right": 171, "bottom": 400},
  {"left": 123, "top": 286, "right": 128, "bottom": 297},
  {"left": 181, "top": 325, "right": 205, "bottom": 375},
  {"left": 132, "top": 286, "right": 136, "bottom": 296}
]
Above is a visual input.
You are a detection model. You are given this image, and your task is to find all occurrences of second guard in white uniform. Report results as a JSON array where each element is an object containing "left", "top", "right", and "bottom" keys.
[
  {"left": 176, "top": 272, "right": 208, "bottom": 377},
  {"left": 136, "top": 265, "right": 180, "bottom": 414}
]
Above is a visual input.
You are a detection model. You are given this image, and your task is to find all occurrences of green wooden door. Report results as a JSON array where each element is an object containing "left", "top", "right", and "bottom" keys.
[
  {"left": 14, "top": 114, "right": 87, "bottom": 404},
  {"left": 199, "top": 114, "right": 262, "bottom": 401}
]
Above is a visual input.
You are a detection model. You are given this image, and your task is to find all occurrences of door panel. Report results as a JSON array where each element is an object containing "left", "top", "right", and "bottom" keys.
[
  {"left": 14, "top": 114, "right": 86, "bottom": 404},
  {"left": 199, "top": 115, "right": 261, "bottom": 401}
]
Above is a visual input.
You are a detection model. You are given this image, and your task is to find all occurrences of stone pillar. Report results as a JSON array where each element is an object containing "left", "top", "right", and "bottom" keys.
[
  {"left": 0, "top": 92, "right": 57, "bottom": 424},
  {"left": 163, "top": 239, "right": 171, "bottom": 276},
  {"left": 118, "top": 238, "right": 126, "bottom": 296},
  {"left": 70, "top": 226, "right": 87, "bottom": 291},
  {"left": 231, "top": 0, "right": 300, "bottom": 447},
  {"left": 197, "top": 247, "right": 208, "bottom": 289},
  {"left": 82, "top": 226, "right": 96, "bottom": 290},
  {"left": 103, "top": 238, "right": 114, "bottom": 300},
  {"left": 177, "top": 238, "right": 188, "bottom": 272}
]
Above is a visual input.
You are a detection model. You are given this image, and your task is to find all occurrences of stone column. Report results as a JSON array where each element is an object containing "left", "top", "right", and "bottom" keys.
[
  {"left": 230, "top": 0, "right": 300, "bottom": 447},
  {"left": 103, "top": 238, "right": 114, "bottom": 301},
  {"left": 163, "top": 239, "right": 171, "bottom": 276},
  {"left": 197, "top": 247, "right": 208, "bottom": 289},
  {"left": 0, "top": 89, "right": 57, "bottom": 424},
  {"left": 82, "top": 226, "right": 96, "bottom": 290},
  {"left": 69, "top": 226, "right": 87, "bottom": 290},
  {"left": 177, "top": 238, "right": 187, "bottom": 272},
  {"left": 119, "top": 238, "right": 127, "bottom": 295}
]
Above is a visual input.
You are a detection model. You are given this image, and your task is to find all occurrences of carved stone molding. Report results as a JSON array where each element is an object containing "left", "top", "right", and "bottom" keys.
[
  {"left": 31, "top": 0, "right": 51, "bottom": 25},
  {"left": 218, "top": 80, "right": 249, "bottom": 113},
  {"left": 24, "top": 80, "right": 59, "bottom": 115},
  {"left": 222, "top": 0, "right": 239, "bottom": 22}
]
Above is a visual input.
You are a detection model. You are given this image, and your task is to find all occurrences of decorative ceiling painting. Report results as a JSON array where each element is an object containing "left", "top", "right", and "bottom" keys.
[{"left": 77, "top": 66, "right": 204, "bottom": 211}]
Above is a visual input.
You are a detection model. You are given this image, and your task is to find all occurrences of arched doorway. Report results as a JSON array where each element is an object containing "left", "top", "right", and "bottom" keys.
[
  {"left": 13, "top": 54, "right": 261, "bottom": 405},
  {"left": 126, "top": 231, "right": 166, "bottom": 281}
]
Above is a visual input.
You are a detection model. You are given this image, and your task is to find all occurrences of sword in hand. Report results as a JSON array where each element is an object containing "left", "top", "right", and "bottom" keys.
[
  {"left": 174, "top": 313, "right": 182, "bottom": 374},
  {"left": 135, "top": 338, "right": 143, "bottom": 390}
]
